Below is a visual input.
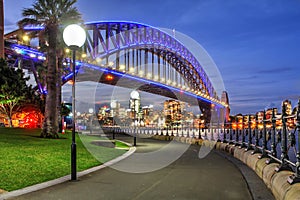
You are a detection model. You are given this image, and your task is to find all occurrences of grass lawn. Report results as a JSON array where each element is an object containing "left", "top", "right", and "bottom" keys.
[{"left": 0, "top": 128, "right": 128, "bottom": 192}]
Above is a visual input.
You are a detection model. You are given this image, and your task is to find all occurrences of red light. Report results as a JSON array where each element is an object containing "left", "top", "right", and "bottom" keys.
[{"left": 106, "top": 74, "right": 114, "bottom": 81}]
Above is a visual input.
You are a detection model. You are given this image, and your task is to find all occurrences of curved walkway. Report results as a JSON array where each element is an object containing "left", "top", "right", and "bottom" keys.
[{"left": 6, "top": 136, "right": 273, "bottom": 200}]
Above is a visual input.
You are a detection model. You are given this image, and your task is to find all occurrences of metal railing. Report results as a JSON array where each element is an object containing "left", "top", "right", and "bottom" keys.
[{"left": 105, "top": 99, "right": 300, "bottom": 185}]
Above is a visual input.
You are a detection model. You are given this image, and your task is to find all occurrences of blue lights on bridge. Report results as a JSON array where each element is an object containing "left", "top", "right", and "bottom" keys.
[
  {"left": 10, "top": 43, "right": 46, "bottom": 61},
  {"left": 6, "top": 21, "right": 228, "bottom": 108},
  {"left": 77, "top": 62, "right": 225, "bottom": 108},
  {"left": 6, "top": 43, "right": 225, "bottom": 107}
]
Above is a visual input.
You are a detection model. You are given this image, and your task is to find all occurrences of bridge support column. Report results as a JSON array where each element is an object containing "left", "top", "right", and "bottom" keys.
[{"left": 198, "top": 100, "right": 211, "bottom": 128}]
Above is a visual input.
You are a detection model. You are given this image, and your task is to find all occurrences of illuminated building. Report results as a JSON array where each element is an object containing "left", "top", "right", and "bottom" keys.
[
  {"left": 110, "top": 100, "right": 120, "bottom": 118},
  {"left": 266, "top": 108, "right": 277, "bottom": 120},
  {"left": 235, "top": 114, "right": 244, "bottom": 129},
  {"left": 97, "top": 105, "right": 110, "bottom": 125},
  {"left": 221, "top": 91, "right": 230, "bottom": 122},
  {"left": 282, "top": 99, "right": 292, "bottom": 115},
  {"left": 142, "top": 105, "right": 154, "bottom": 126},
  {"left": 163, "top": 100, "right": 183, "bottom": 127}
]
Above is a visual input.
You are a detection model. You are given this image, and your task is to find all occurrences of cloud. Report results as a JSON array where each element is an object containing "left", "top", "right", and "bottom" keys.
[
  {"left": 4, "top": 19, "right": 18, "bottom": 34},
  {"left": 256, "top": 67, "right": 293, "bottom": 74}
]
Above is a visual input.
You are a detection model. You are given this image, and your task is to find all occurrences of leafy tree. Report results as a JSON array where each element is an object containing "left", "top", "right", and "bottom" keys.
[
  {"left": 0, "top": 59, "right": 43, "bottom": 127},
  {"left": 18, "top": 0, "right": 82, "bottom": 138}
]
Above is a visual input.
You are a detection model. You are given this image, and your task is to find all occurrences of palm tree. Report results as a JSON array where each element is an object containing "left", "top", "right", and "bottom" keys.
[{"left": 18, "top": 0, "right": 82, "bottom": 138}]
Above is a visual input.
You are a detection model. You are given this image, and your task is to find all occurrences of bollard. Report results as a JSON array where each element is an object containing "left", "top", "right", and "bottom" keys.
[
  {"left": 288, "top": 99, "right": 300, "bottom": 184},
  {"left": 275, "top": 101, "right": 292, "bottom": 171}
]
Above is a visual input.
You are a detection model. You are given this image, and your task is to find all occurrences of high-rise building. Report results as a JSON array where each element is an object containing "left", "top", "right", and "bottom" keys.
[
  {"left": 129, "top": 90, "right": 141, "bottom": 121},
  {"left": 282, "top": 99, "right": 292, "bottom": 115},
  {"left": 142, "top": 105, "right": 154, "bottom": 126},
  {"left": 163, "top": 100, "right": 183, "bottom": 126},
  {"left": 221, "top": 91, "right": 230, "bottom": 122},
  {"left": 110, "top": 100, "right": 120, "bottom": 117}
]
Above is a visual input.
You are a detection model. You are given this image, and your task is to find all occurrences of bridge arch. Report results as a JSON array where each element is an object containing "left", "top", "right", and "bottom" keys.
[
  {"left": 4, "top": 20, "right": 229, "bottom": 123},
  {"left": 82, "top": 21, "right": 218, "bottom": 101}
]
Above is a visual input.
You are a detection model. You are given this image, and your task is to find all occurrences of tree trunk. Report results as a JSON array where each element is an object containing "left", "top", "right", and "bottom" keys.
[
  {"left": 41, "top": 25, "right": 59, "bottom": 138},
  {"left": 8, "top": 117, "right": 13, "bottom": 127},
  {"left": 0, "top": 0, "right": 4, "bottom": 59},
  {"left": 57, "top": 53, "right": 63, "bottom": 133}
]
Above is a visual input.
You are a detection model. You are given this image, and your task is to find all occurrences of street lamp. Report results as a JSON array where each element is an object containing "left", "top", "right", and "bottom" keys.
[
  {"left": 63, "top": 24, "right": 86, "bottom": 181},
  {"left": 130, "top": 91, "right": 140, "bottom": 146},
  {"left": 89, "top": 108, "right": 94, "bottom": 135}
]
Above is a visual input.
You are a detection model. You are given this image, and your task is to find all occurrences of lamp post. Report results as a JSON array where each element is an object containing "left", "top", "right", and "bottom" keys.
[
  {"left": 111, "top": 100, "right": 117, "bottom": 139},
  {"left": 130, "top": 90, "right": 140, "bottom": 146},
  {"left": 89, "top": 108, "right": 93, "bottom": 135},
  {"left": 63, "top": 24, "right": 86, "bottom": 181}
]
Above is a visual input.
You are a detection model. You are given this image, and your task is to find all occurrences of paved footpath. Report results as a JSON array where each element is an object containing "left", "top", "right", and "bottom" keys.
[{"left": 8, "top": 135, "right": 273, "bottom": 200}]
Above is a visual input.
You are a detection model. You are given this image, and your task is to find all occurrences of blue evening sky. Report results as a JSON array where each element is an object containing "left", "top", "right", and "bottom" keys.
[{"left": 4, "top": 0, "right": 300, "bottom": 115}]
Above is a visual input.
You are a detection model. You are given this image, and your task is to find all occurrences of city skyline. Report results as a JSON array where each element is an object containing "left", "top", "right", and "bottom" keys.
[{"left": 3, "top": 0, "right": 300, "bottom": 114}]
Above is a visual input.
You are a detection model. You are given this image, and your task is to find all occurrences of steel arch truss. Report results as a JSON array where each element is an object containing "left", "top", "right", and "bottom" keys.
[{"left": 83, "top": 21, "right": 216, "bottom": 99}]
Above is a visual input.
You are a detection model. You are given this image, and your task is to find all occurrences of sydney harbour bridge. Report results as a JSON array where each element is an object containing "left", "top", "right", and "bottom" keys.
[
  {"left": 3, "top": 20, "right": 300, "bottom": 200},
  {"left": 4, "top": 20, "right": 229, "bottom": 125}
]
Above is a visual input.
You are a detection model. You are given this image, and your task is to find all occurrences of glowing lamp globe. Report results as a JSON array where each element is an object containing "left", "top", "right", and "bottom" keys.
[
  {"left": 130, "top": 90, "right": 140, "bottom": 99},
  {"left": 63, "top": 24, "right": 86, "bottom": 48},
  {"left": 111, "top": 100, "right": 117, "bottom": 109}
]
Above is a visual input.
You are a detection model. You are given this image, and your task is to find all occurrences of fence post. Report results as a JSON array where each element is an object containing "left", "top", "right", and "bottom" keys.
[
  {"left": 288, "top": 99, "right": 300, "bottom": 184},
  {"left": 217, "top": 128, "right": 221, "bottom": 142},
  {"left": 229, "top": 122, "right": 233, "bottom": 144},
  {"left": 198, "top": 123, "right": 202, "bottom": 139},
  {"left": 210, "top": 123, "right": 214, "bottom": 141},
  {"left": 252, "top": 114, "right": 260, "bottom": 154},
  {"left": 259, "top": 110, "right": 268, "bottom": 159},
  {"left": 275, "top": 101, "right": 292, "bottom": 171},
  {"left": 235, "top": 116, "right": 239, "bottom": 146},
  {"left": 240, "top": 116, "right": 246, "bottom": 148},
  {"left": 222, "top": 123, "right": 227, "bottom": 143},
  {"left": 266, "top": 108, "right": 278, "bottom": 164},
  {"left": 246, "top": 115, "right": 253, "bottom": 151}
]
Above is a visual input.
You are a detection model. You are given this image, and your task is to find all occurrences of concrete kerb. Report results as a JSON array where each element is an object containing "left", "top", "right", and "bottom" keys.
[
  {"left": 0, "top": 145, "right": 136, "bottom": 200},
  {"left": 150, "top": 135, "right": 300, "bottom": 200}
]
